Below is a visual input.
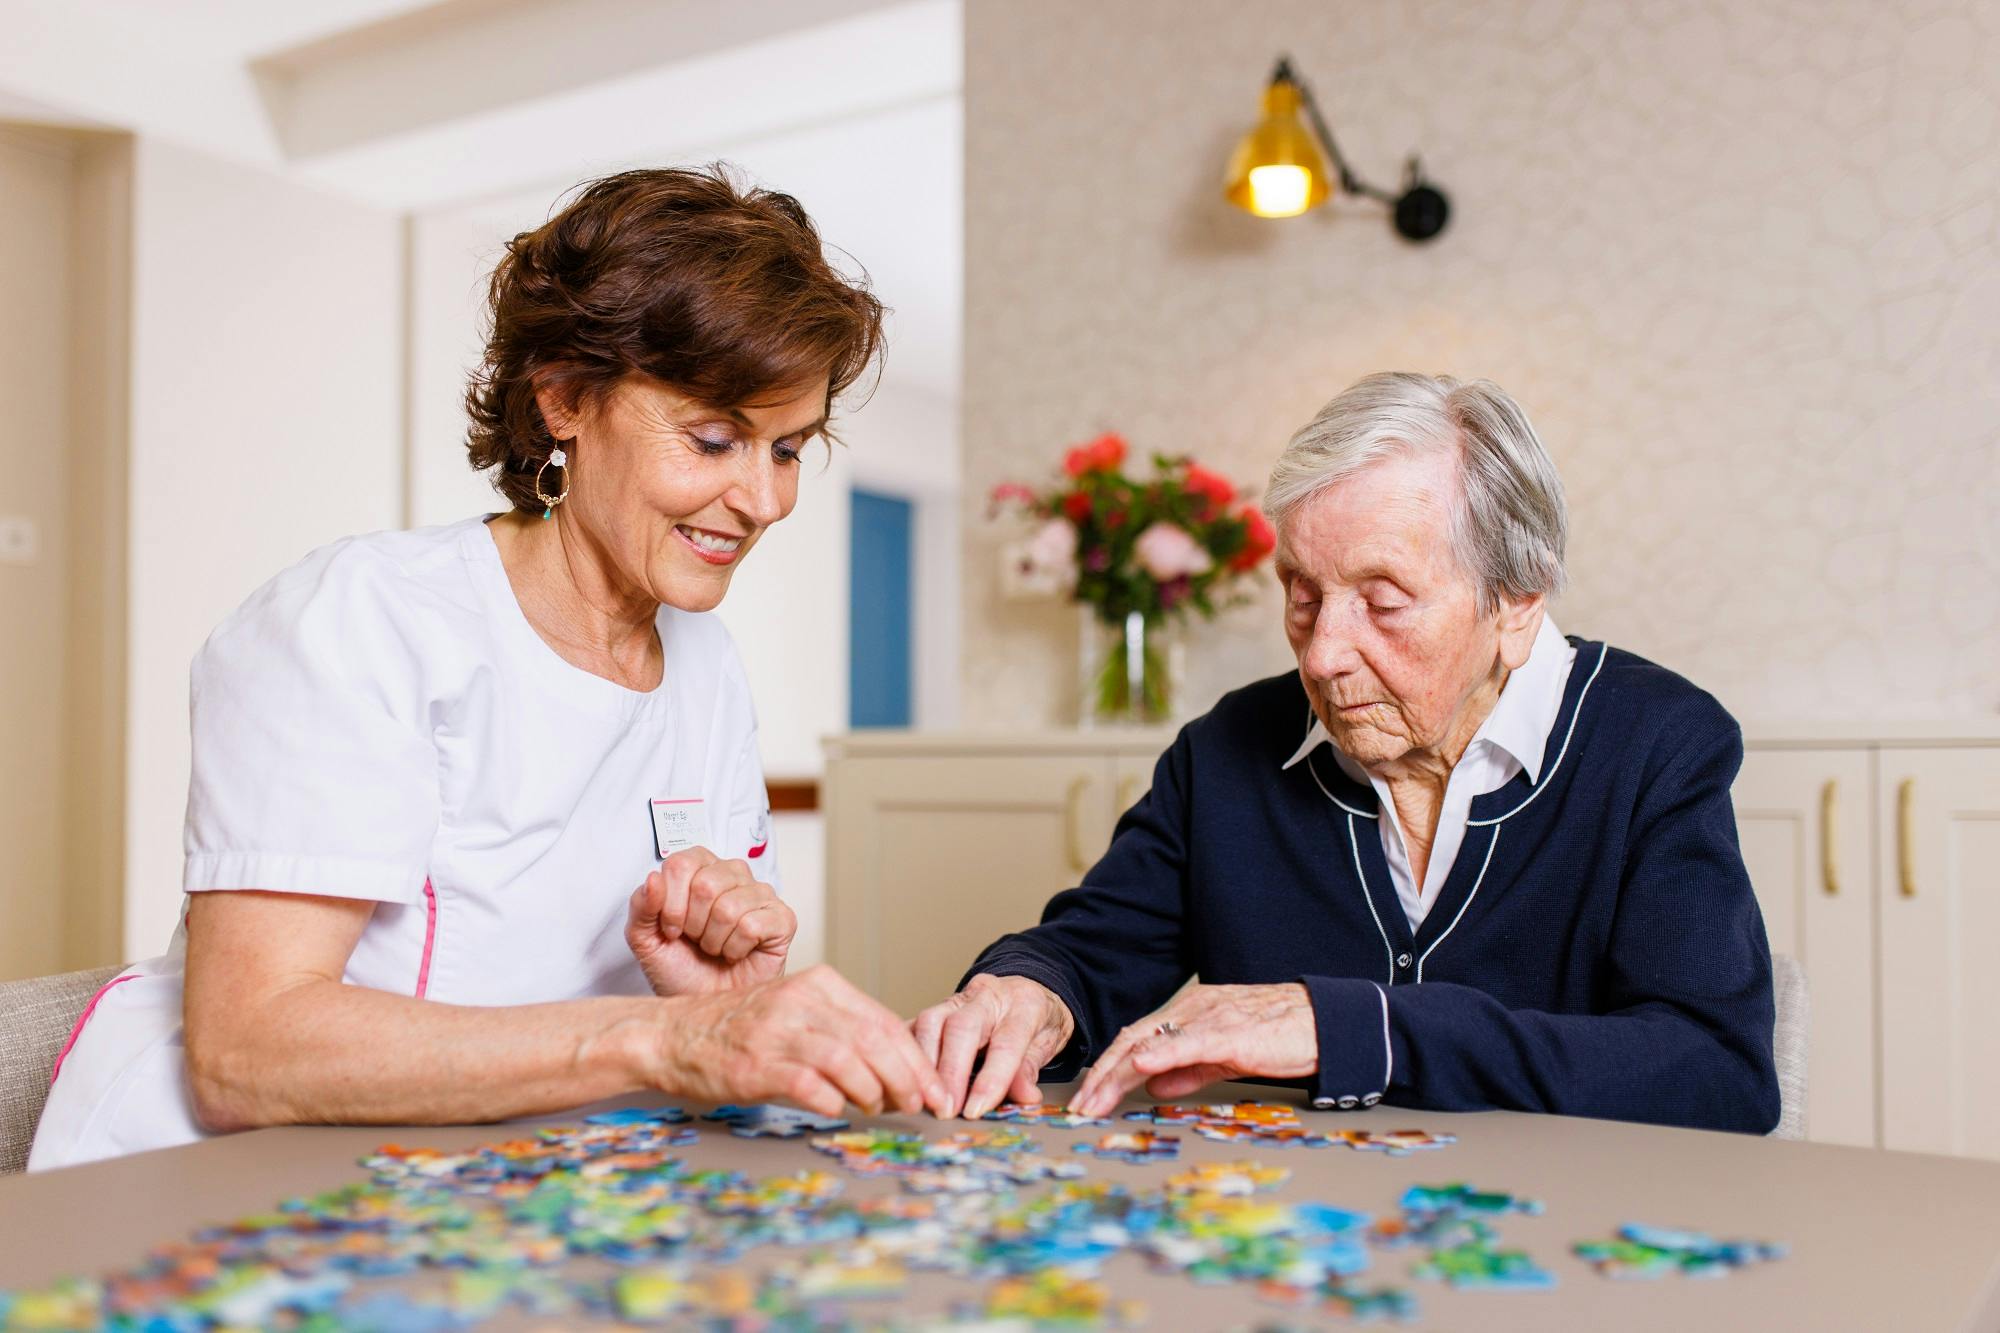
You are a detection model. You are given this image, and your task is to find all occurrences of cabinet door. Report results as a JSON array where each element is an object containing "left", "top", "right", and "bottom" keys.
[
  {"left": 1878, "top": 747, "right": 2000, "bottom": 1160},
  {"left": 1733, "top": 748, "right": 1877, "bottom": 1146},
  {"left": 825, "top": 754, "right": 1114, "bottom": 1017}
]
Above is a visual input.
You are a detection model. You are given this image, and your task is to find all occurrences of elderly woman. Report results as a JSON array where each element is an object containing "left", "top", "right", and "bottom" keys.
[
  {"left": 917, "top": 372, "right": 1779, "bottom": 1133},
  {"left": 32, "top": 167, "right": 946, "bottom": 1170}
]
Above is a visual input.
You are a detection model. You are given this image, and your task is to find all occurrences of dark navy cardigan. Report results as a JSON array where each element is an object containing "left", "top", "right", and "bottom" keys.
[{"left": 966, "top": 639, "right": 1781, "bottom": 1135}]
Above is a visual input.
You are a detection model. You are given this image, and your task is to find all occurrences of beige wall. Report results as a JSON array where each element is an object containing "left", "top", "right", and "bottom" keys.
[
  {"left": 0, "top": 126, "right": 131, "bottom": 980},
  {"left": 61, "top": 134, "right": 134, "bottom": 975},
  {"left": 123, "top": 139, "right": 403, "bottom": 958},
  {"left": 0, "top": 127, "right": 75, "bottom": 979},
  {"left": 962, "top": 0, "right": 2000, "bottom": 727}
]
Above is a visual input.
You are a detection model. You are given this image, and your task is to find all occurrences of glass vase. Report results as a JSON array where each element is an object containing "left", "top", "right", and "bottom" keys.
[{"left": 1080, "top": 607, "right": 1183, "bottom": 727}]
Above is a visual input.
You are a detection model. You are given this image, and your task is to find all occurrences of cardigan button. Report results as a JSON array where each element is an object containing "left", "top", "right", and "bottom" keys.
[
  {"left": 1337, "top": 1095, "right": 1360, "bottom": 1109},
  {"left": 1362, "top": 1092, "right": 1381, "bottom": 1107},
  {"left": 1312, "top": 1097, "right": 1337, "bottom": 1110},
  {"left": 1396, "top": 952, "right": 1413, "bottom": 970}
]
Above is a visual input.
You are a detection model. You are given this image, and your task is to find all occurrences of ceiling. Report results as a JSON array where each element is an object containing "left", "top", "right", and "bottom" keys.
[{"left": 0, "top": 0, "right": 962, "bottom": 396}]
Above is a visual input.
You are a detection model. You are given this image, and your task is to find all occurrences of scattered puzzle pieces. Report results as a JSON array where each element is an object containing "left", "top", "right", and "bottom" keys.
[
  {"left": 1071, "top": 1129, "right": 1182, "bottom": 1164},
  {"left": 702, "top": 1103, "right": 851, "bottom": 1138},
  {"left": 983, "top": 1101, "right": 1113, "bottom": 1128},
  {"left": 1574, "top": 1223, "right": 1787, "bottom": 1279},
  {"left": 1411, "top": 1240, "right": 1556, "bottom": 1290},
  {"left": 1164, "top": 1160, "right": 1292, "bottom": 1197}
]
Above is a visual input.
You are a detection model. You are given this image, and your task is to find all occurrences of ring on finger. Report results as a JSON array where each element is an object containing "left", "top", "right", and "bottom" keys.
[{"left": 1155, "top": 1019, "right": 1184, "bottom": 1038}]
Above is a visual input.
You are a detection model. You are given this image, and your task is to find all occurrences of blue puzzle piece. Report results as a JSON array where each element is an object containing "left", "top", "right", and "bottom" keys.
[
  {"left": 585, "top": 1105, "right": 692, "bottom": 1126},
  {"left": 703, "top": 1104, "right": 852, "bottom": 1138}
]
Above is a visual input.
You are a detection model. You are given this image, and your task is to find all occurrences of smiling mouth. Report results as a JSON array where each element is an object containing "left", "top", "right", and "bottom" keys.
[{"left": 674, "top": 524, "right": 745, "bottom": 564}]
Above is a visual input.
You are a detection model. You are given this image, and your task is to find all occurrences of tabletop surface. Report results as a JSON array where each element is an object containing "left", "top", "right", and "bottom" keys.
[{"left": 5, "top": 1084, "right": 2000, "bottom": 1331}]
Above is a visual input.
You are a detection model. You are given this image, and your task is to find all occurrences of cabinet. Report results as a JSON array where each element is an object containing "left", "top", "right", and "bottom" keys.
[
  {"left": 1732, "top": 749, "right": 1876, "bottom": 1147},
  {"left": 822, "top": 734, "right": 1167, "bottom": 1017},
  {"left": 826, "top": 726, "right": 2000, "bottom": 1156},
  {"left": 1876, "top": 748, "right": 2000, "bottom": 1159}
]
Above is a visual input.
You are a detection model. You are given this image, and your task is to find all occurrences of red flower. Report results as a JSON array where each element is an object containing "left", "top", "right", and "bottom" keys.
[
  {"left": 1183, "top": 463, "right": 1236, "bottom": 515},
  {"left": 1229, "top": 506, "right": 1277, "bottom": 571},
  {"left": 1062, "top": 491, "right": 1094, "bottom": 524},
  {"left": 1063, "top": 432, "right": 1129, "bottom": 477}
]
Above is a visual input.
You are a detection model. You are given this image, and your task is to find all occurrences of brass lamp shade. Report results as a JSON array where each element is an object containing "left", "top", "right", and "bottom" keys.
[{"left": 1224, "top": 79, "right": 1331, "bottom": 218}]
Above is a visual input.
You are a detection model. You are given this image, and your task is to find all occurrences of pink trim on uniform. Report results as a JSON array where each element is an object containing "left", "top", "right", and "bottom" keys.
[
  {"left": 415, "top": 878, "right": 438, "bottom": 998},
  {"left": 48, "top": 972, "right": 140, "bottom": 1086},
  {"left": 747, "top": 841, "right": 769, "bottom": 860}
]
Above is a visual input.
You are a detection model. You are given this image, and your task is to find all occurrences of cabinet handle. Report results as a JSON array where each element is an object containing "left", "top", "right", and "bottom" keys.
[
  {"left": 1897, "top": 777, "right": 1916, "bottom": 899},
  {"left": 1819, "top": 779, "right": 1838, "bottom": 897},
  {"left": 1064, "top": 775, "right": 1094, "bottom": 873}
]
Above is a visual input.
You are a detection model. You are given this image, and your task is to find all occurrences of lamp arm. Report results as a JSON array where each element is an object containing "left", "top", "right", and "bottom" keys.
[{"left": 1289, "top": 65, "right": 1400, "bottom": 206}]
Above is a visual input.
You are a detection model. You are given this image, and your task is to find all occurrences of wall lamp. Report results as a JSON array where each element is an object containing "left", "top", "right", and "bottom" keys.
[{"left": 1224, "top": 56, "right": 1450, "bottom": 242}]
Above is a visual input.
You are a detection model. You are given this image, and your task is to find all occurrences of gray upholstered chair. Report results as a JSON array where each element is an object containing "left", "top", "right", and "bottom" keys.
[
  {"left": 1770, "top": 952, "right": 1810, "bottom": 1141},
  {"left": 1, "top": 963, "right": 126, "bottom": 1174}
]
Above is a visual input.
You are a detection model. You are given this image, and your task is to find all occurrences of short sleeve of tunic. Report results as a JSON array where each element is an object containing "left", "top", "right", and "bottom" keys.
[{"left": 182, "top": 538, "right": 440, "bottom": 905}]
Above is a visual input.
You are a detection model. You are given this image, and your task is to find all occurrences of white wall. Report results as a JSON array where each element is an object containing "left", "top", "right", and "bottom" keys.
[
  {"left": 405, "top": 211, "right": 505, "bottom": 528},
  {"left": 122, "top": 138, "right": 402, "bottom": 957}
]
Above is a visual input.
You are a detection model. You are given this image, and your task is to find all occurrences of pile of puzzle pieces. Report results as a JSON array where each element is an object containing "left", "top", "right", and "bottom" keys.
[
  {"left": 807, "top": 1126, "right": 1088, "bottom": 1193},
  {"left": 1573, "top": 1223, "right": 1788, "bottom": 1279},
  {"left": 1117, "top": 1101, "right": 1458, "bottom": 1156},
  {"left": 0, "top": 1105, "right": 1424, "bottom": 1330},
  {"left": 0, "top": 1099, "right": 1785, "bottom": 1330},
  {"left": 1374, "top": 1182, "right": 1554, "bottom": 1291}
]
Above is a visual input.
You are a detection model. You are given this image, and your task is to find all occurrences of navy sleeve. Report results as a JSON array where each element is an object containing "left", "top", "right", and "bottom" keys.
[
  {"left": 1303, "top": 702, "right": 1781, "bottom": 1133},
  {"left": 961, "top": 730, "right": 1196, "bottom": 1080}
]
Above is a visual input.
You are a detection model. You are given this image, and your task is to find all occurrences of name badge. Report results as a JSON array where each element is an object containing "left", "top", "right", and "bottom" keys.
[{"left": 650, "top": 798, "right": 709, "bottom": 860}]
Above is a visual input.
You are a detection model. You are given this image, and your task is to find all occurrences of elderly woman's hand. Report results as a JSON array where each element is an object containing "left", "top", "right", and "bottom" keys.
[
  {"left": 1068, "top": 983, "right": 1318, "bottom": 1118},
  {"left": 912, "top": 974, "right": 1076, "bottom": 1119},
  {"left": 625, "top": 847, "right": 795, "bottom": 996},
  {"left": 654, "top": 965, "right": 949, "bottom": 1117}
]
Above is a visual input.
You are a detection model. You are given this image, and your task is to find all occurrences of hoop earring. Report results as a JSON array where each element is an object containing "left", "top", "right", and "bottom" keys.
[{"left": 535, "top": 445, "right": 570, "bottom": 519}]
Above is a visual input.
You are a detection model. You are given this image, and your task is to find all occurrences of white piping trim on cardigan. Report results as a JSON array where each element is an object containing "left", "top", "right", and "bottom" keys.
[
  {"left": 1415, "top": 825, "right": 1500, "bottom": 983},
  {"left": 1308, "top": 748, "right": 1377, "bottom": 819},
  {"left": 1371, "top": 981, "right": 1394, "bottom": 1090},
  {"left": 1466, "top": 641, "right": 1609, "bottom": 828},
  {"left": 1346, "top": 812, "right": 1397, "bottom": 984}
]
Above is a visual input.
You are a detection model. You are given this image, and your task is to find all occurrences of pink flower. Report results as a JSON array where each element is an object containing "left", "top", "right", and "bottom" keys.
[
  {"left": 1024, "top": 518, "right": 1079, "bottom": 578},
  {"left": 1133, "top": 522, "right": 1213, "bottom": 581}
]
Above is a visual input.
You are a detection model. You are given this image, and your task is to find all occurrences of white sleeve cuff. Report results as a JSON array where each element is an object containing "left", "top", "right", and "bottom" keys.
[{"left": 184, "top": 852, "right": 429, "bottom": 905}]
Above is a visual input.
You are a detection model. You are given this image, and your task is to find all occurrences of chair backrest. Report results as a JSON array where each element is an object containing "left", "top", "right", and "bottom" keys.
[
  {"left": 1770, "top": 952, "right": 1809, "bottom": 1141},
  {"left": 0, "top": 964, "right": 126, "bottom": 1174}
]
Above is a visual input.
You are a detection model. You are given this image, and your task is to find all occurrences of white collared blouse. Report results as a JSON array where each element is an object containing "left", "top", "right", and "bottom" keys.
[{"left": 1283, "top": 615, "right": 1577, "bottom": 931}]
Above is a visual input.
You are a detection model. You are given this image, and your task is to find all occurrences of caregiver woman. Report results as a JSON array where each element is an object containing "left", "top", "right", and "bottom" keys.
[{"left": 30, "top": 167, "right": 947, "bottom": 1170}]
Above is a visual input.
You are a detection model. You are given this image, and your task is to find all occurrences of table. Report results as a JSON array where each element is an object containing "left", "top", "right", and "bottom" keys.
[{"left": 5, "top": 1084, "right": 1999, "bottom": 1330}]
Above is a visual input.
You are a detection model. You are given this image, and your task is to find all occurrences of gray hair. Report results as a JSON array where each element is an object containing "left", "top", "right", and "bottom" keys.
[{"left": 1265, "top": 372, "right": 1568, "bottom": 611}]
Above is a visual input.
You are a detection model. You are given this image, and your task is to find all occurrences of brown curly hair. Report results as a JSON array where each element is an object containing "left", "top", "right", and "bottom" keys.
[{"left": 466, "top": 164, "right": 886, "bottom": 513}]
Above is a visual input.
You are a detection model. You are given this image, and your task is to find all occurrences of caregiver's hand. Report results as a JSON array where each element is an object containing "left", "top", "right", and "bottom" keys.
[
  {"left": 626, "top": 848, "right": 794, "bottom": 996},
  {"left": 913, "top": 973, "right": 1075, "bottom": 1120},
  {"left": 1068, "top": 983, "right": 1318, "bottom": 1118},
  {"left": 653, "top": 965, "right": 950, "bottom": 1118}
]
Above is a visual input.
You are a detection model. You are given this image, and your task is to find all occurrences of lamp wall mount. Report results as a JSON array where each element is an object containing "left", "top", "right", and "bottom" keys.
[{"left": 1242, "top": 56, "right": 1450, "bottom": 242}]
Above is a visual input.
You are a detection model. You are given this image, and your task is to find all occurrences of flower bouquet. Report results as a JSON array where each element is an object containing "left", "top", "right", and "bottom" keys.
[{"left": 993, "top": 432, "right": 1276, "bottom": 725}]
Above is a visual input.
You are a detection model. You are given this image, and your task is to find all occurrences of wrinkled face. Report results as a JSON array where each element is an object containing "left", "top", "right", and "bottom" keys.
[
  {"left": 548, "top": 374, "right": 828, "bottom": 613},
  {"left": 1276, "top": 449, "right": 1518, "bottom": 771}
]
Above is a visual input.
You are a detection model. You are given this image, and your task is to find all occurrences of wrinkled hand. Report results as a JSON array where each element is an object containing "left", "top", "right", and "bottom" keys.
[
  {"left": 1068, "top": 983, "right": 1317, "bottom": 1118},
  {"left": 625, "top": 848, "right": 794, "bottom": 996},
  {"left": 651, "top": 964, "right": 949, "bottom": 1118},
  {"left": 913, "top": 974, "right": 1076, "bottom": 1119}
]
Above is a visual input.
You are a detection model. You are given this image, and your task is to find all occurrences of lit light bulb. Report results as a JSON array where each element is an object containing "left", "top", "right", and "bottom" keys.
[{"left": 1247, "top": 165, "right": 1313, "bottom": 218}]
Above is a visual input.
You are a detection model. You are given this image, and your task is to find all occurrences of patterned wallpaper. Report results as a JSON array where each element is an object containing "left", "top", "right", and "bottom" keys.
[{"left": 961, "top": 0, "right": 2000, "bottom": 728}]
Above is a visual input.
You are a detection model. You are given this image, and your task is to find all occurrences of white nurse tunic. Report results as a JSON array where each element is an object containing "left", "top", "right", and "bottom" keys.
[{"left": 28, "top": 516, "right": 779, "bottom": 1171}]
